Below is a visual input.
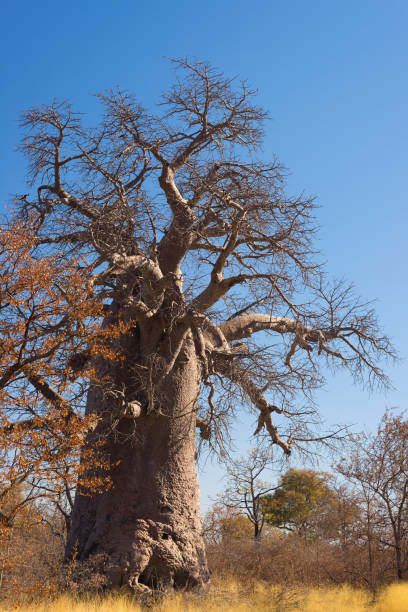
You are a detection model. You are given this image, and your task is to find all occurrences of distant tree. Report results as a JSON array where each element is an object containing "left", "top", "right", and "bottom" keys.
[
  {"left": 263, "top": 469, "right": 335, "bottom": 537},
  {"left": 314, "top": 483, "right": 361, "bottom": 544},
  {"left": 202, "top": 504, "right": 253, "bottom": 545},
  {"left": 217, "top": 448, "right": 277, "bottom": 539},
  {"left": 337, "top": 411, "right": 408, "bottom": 580},
  {"left": 0, "top": 58, "right": 394, "bottom": 590}
]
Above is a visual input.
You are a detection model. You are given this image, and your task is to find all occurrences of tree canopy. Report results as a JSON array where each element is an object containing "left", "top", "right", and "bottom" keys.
[
  {"left": 1, "top": 59, "right": 393, "bottom": 458},
  {"left": 263, "top": 469, "right": 334, "bottom": 536}
]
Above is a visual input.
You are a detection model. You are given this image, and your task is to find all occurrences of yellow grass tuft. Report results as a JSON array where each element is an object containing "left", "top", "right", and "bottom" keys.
[{"left": 375, "top": 583, "right": 408, "bottom": 612}]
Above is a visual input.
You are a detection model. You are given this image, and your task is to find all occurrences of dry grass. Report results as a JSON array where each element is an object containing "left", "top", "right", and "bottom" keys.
[{"left": 2, "top": 580, "right": 408, "bottom": 612}]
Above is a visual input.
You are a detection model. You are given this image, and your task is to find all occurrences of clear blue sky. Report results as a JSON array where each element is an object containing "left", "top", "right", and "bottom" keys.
[{"left": 1, "top": 0, "right": 407, "bottom": 509}]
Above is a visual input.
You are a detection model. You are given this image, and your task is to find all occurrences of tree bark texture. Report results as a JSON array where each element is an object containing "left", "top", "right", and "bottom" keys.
[{"left": 66, "top": 336, "right": 209, "bottom": 590}]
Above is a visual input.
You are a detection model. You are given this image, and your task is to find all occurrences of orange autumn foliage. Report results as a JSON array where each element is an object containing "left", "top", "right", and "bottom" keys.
[{"left": 0, "top": 214, "right": 125, "bottom": 531}]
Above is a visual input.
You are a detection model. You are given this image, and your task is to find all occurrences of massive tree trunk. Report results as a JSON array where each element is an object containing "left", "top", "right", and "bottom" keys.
[{"left": 66, "top": 335, "right": 209, "bottom": 591}]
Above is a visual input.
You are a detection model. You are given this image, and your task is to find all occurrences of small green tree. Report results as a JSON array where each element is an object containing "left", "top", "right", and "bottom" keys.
[{"left": 263, "top": 469, "right": 334, "bottom": 537}]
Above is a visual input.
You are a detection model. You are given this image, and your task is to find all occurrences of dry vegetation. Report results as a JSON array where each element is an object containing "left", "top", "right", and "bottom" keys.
[
  {"left": 0, "top": 511, "right": 407, "bottom": 610},
  {"left": 0, "top": 412, "right": 407, "bottom": 607}
]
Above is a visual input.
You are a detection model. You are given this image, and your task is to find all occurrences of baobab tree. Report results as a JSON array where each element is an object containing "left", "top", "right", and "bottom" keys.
[{"left": 0, "top": 59, "right": 393, "bottom": 591}]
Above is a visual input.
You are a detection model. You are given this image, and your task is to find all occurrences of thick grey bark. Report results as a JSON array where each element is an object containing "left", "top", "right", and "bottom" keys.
[{"left": 66, "top": 338, "right": 209, "bottom": 591}]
